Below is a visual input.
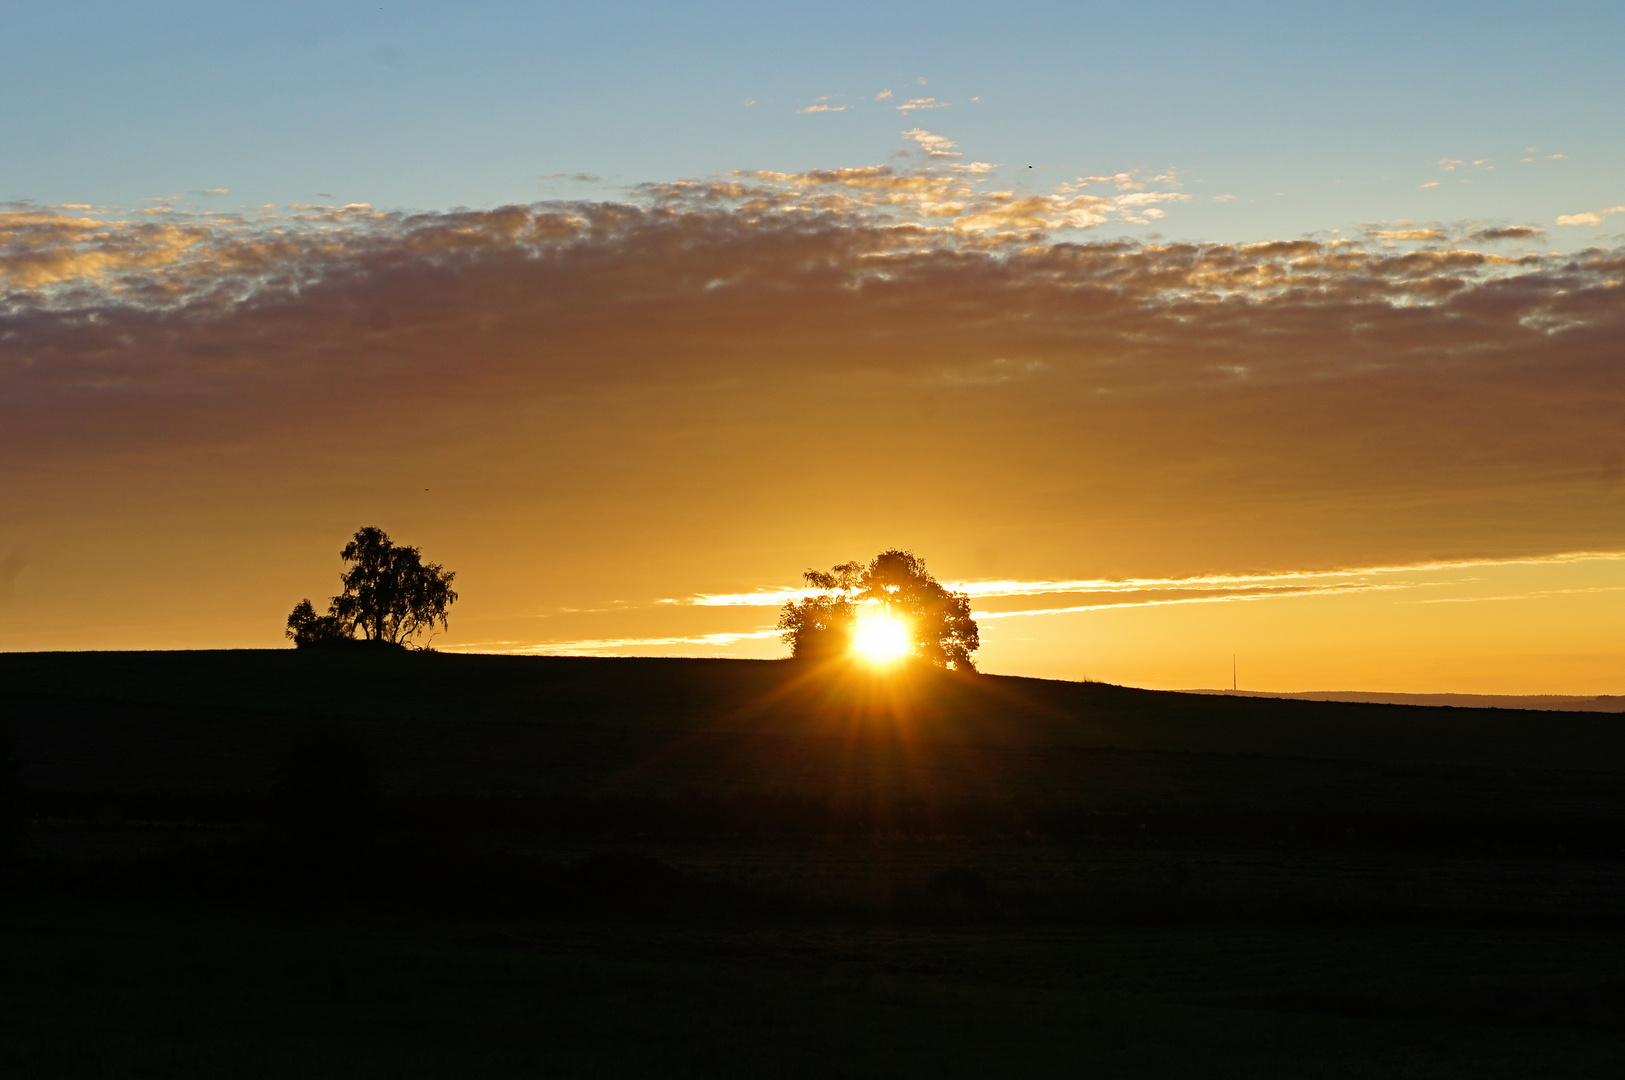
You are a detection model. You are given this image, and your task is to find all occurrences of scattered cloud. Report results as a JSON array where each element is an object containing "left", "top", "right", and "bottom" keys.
[
  {"left": 487, "top": 629, "right": 781, "bottom": 657},
  {"left": 1213, "top": 194, "right": 1237, "bottom": 202},
  {"left": 743, "top": 98, "right": 756, "bottom": 106},
  {"left": 901, "top": 128, "right": 961, "bottom": 158},
  {"left": 1469, "top": 225, "right": 1544, "bottom": 242},
  {"left": 876, "top": 89, "right": 893, "bottom": 100},
  {"left": 1371, "top": 226, "right": 1445, "bottom": 241},
  {"left": 916, "top": 76, "right": 927, "bottom": 85},
  {"left": 951, "top": 161, "right": 998, "bottom": 175},
  {"left": 1420, "top": 181, "right": 1441, "bottom": 189},
  {"left": 1557, "top": 206, "right": 1625, "bottom": 227},
  {"left": 896, "top": 97, "right": 947, "bottom": 112},
  {"left": 798, "top": 104, "right": 849, "bottom": 113}
]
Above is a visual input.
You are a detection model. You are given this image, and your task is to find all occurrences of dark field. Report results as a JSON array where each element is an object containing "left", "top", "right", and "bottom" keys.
[{"left": 3, "top": 650, "right": 1625, "bottom": 1077}]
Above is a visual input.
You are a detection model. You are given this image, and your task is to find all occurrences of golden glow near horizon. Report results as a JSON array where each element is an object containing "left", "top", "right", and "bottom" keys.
[
  {"left": 5, "top": 169, "right": 1625, "bottom": 696},
  {"left": 852, "top": 609, "right": 913, "bottom": 666}
]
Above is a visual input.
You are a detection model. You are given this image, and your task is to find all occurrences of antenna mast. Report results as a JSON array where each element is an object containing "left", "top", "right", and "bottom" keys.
[{"left": 1232, "top": 654, "right": 1237, "bottom": 692}]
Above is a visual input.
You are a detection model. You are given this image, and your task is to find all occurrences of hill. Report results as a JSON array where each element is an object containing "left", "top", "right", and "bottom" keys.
[
  {"left": 1184, "top": 688, "right": 1625, "bottom": 713},
  {"left": 4, "top": 649, "right": 1625, "bottom": 842},
  {"left": 7, "top": 651, "right": 1625, "bottom": 1077}
]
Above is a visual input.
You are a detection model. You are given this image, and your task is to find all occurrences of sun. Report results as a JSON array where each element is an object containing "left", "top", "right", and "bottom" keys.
[{"left": 852, "top": 611, "right": 912, "bottom": 664}]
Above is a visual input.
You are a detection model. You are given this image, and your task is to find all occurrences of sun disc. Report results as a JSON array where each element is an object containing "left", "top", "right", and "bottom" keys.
[{"left": 853, "top": 614, "right": 911, "bottom": 664}]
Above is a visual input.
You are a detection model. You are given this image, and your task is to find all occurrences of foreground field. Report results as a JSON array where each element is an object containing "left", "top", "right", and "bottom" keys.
[{"left": 3, "top": 650, "right": 1625, "bottom": 1076}]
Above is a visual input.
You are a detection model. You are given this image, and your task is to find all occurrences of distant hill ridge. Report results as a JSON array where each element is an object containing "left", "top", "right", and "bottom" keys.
[{"left": 1182, "top": 689, "right": 1625, "bottom": 713}]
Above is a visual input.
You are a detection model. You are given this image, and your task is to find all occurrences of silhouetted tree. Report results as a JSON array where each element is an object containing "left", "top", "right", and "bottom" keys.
[
  {"left": 285, "top": 599, "right": 351, "bottom": 647},
  {"left": 778, "top": 550, "right": 979, "bottom": 670},
  {"left": 286, "top": 526, "right": 458, "bottom": 648},
  {"left": 776, "top": 560, "right": 862, "bottom": 660}
]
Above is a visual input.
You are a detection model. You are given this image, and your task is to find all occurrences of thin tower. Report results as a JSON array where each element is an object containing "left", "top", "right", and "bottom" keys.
[{"left": 1232, "top": 654, "right": 1237, "bottom": 692}]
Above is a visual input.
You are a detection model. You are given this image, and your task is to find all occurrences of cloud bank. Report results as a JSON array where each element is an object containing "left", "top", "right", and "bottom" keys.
[{"left": 1, "top": 165, "right": 1623, "bottom": 649}]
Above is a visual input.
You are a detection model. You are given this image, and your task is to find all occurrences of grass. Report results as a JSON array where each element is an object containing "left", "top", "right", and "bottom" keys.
[
  {"left": 3, "top": 649, "right": 1625, "bottom": 1075},
  {"left": 4, "top": 892, "right": 1625, "bottom": 1079}
]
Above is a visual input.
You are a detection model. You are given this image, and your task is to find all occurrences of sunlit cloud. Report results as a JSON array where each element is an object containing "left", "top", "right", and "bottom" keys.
[
  {"left": 455, "top": 629, "right": 782, "bottom": 657},
  {"left": 902, "top": 128, "right": 961, "bottom": 158},
  {"left": 507, "top": 553, "right": 1625, "bottom": 657},
  {"left": 669, "top": 552, "right": 1625, "bottom": 609},
  {"left": 896, "top": 97, "right": 947, "bottom": 112},
  {"left": 1556, "top": 206, "right": 1625, "bottom": 227},
  {"left": 1371, "top": 226, "right": 1445, "bottom": 241}
]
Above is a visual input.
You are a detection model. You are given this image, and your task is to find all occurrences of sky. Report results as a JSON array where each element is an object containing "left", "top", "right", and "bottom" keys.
[{"left": 3, "top": 1, "right": 1625, "bottom": 693}]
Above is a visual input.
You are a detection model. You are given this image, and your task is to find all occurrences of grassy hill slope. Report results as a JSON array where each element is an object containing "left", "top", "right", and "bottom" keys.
[{"left": 3, "top": 650, "right": 1624, "bottom": 843}]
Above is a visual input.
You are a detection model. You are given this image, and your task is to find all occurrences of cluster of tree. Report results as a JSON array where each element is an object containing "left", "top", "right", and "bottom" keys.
[
  {"left": 286, "top": 527, "right": 457, "bottom": 649},
  {"left": 777, "top": 549, "right": 979, "bottom": 671}
]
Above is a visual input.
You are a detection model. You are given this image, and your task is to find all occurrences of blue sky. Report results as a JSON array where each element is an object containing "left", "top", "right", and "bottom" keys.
[{"left": 7, "top": 0, "right": 1622, "bottom": 244}]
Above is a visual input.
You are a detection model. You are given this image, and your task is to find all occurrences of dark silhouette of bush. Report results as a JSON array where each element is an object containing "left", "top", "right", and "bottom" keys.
[
  {"left": 284, "top": 599, "right": 357, "bottom": 648},
  {"left": 286, "top": 526, "right": 457, "bottom": 648},
  {"left": 271, "top": 722, "right": 379, "bottom": 858}
]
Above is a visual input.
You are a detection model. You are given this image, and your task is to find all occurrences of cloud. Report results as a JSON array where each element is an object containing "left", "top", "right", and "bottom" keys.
[
  {"left": 876, "top": 89, "right": 892, "bottom": 100},
  {"left": 798, "top": 104, "right": 848, "bottom": 113},
  {"left": 486, "top": 628, "right": 781, "bottom": 657},
  {"left": 1421, "top": 181, "right": 1440, "bottom": 189},
  {"left": 1212, "top": 194, "right": 1237, "bottom": 202},
  {"left": 5, "top": 173, "right": 1625, "bottom": 651},
  {"left": 896, "top": 97, "right": 947, "bottom": 112},
  {"left": 202, "top": 189, "right": 229, "bottom": 196},
  {"left": 1557, "top": 206, "right": 1625, "bottom": 227},
  {"left": 901, "top": 128, "right": 961, "bottom": 158},
  {"left": 1371, "top": 227, "right": 1445, "bottom": 241},
  {"left": 1469, "top": 225, "right": 1544, "bottom": 242}
]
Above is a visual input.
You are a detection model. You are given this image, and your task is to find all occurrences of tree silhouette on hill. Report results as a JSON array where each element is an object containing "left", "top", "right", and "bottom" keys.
[
  {"left": 286, "top": 527, "right": 457, "bottom": 649},
  {"left": 778, "top": 550, "right": 979, "bottom": 671}
]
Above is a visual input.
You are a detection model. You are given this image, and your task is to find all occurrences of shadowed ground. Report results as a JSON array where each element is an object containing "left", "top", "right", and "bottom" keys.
[{"left": 2, "top": 651, "right": 1624, "bottom": 1076}]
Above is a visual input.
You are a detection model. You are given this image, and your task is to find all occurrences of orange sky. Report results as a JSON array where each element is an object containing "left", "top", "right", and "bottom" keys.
[{"left": 2, "top": 188, "right": 1623, "bottom": 692}]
